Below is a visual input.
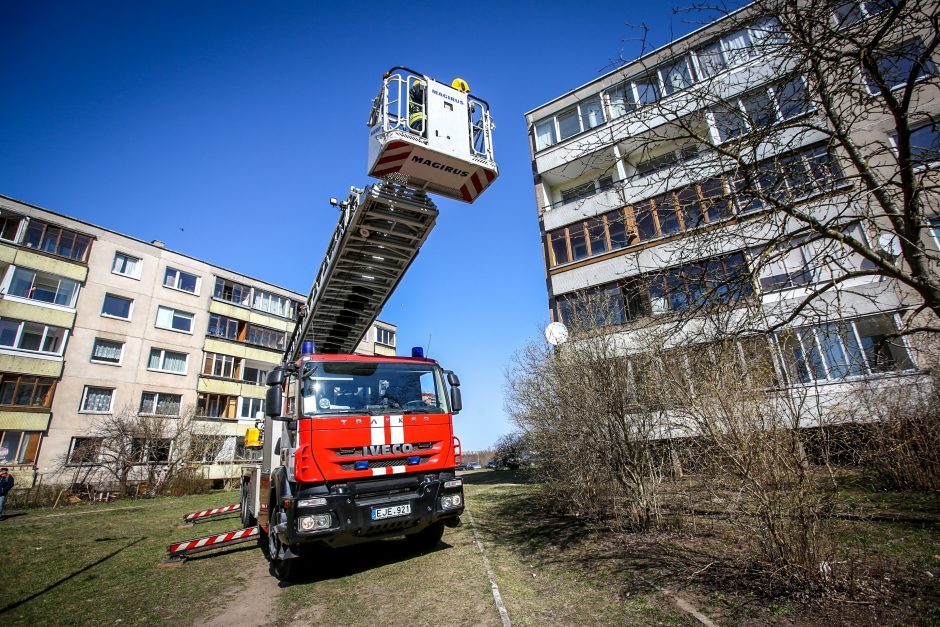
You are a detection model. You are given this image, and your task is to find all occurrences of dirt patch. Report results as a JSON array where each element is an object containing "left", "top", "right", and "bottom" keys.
[{"left": 199, "top": 556, "right": 280, "bottom": 627}]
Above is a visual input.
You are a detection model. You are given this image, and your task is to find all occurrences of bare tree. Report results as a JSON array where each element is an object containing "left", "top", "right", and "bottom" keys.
[{"left": 58, "top": 404, "right": 227, "bottom": 496}]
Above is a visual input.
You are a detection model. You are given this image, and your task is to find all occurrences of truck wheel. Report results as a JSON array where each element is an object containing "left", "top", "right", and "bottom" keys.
[
  {"left": 266, "top": 500, "right": 299, "bottom": 582},
  {"left": 405, "top": 521, "right": 445, "bottom": 552}
]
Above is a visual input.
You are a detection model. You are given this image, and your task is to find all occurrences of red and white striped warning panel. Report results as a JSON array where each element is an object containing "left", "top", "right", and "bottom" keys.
[
  {"left": 166, "top": 526, "right": 259, "bottom": 557},
  {"left": 182, "top": 503, "right": 240, "bottom": 523},
  {"left": 369, "top": 141, "right": 412, "bottom": 178},
  {"left": 459, "top": 169, "right": 497, "bottom": 203}
]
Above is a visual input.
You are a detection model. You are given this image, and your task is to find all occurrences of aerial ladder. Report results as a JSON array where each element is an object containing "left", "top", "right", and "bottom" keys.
[{"left": 167, "top": 68, "right": 497, "bottom": 575}]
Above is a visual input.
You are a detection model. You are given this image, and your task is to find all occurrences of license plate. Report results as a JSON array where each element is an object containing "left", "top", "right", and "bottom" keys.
[{"left": 371, "top": 503, "right": 411, "bottom": 520}]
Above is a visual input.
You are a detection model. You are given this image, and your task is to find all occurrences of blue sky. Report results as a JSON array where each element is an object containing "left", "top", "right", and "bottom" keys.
[{"left": 0, "top": 1, "right": 720, "bottom": 449}]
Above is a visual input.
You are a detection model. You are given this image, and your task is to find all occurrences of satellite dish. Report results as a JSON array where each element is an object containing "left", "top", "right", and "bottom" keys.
[
  {"left": 878, "top": 233, "right": 900, "bottom": 257},
  {"left": 545, "top": 322, "right": 569, "bottom": 346}
]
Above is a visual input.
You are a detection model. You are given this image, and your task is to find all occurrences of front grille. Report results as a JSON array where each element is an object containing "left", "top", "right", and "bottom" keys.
[
  {"left": 339, "top": 455, "right": 433, "bottom": 470},
  {"left": 333, "top": 442, "right": 435, "bottom": 457}
]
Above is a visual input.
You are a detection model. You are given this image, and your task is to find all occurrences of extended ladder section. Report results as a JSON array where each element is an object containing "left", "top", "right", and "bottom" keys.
[{"left": 286, "top": 182, "right": 439, "bottom": 358}]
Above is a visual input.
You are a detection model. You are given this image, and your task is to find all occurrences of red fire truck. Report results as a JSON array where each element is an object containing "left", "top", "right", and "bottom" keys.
[{"left": 166, "top": 68, "right": 496, "bottom": 580}]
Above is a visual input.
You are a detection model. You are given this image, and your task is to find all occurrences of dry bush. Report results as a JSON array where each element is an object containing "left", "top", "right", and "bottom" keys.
[
  {"left": 857, "top": 369, "right": 940, "bottom": 491},
  {"left": 507, "top": 328, "right": 674, "bottom": 530}
]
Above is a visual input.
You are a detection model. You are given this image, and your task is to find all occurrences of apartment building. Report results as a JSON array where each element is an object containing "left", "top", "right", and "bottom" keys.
[
  {"left": 0, "top": 194, "right": 397, "bottom": 484},
  {"left": 526, "top": 2, "right": 937, "bottom": 391}
]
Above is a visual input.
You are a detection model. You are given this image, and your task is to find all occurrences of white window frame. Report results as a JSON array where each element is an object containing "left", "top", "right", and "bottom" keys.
[
  {"left": 101, "top": 293, "right": 134, "bottom": 321},
  {"left": 79, "top": 386, "right": 115, "bottom": 414},
  {"left": 67, "top": 436, "right": 103, "bottom": 465},
  {"left": 155, "top": 305, "right": 195, "bottom": 334},
  {"left": 3, "top": 265, "right": 80, "bottom": 310},
  {"left": 865, "top": 37, "right": 937, "bottom": 95},
  {"left": 90, "top": 337, "right": 124, "bottom": 366},
  {"left": 710, "top": 76, "right": 812, "bottom": 144},
  {"left": 239, "top": 397, "right": 265, "bottom": 420},
  {"left": 163, "top": 266, "right": 201, "bottom": 295},
  {"left": 0, "top": 318, "right": 68, "bottom": 357},
  {"left": 147, "top": 347, "right": 189, "bottom": 375},
  {"left": 532, "top": 95, "right": 607, "bottom": 151},
  {"left": 375, "top": 327, "right": 396, "bottom": 347},
  {"left": 891, "top": 120, "right": 940, "bottom": 170},
  {"left": 252, "top": 288, "right": 296, "bottom": 319},
  {"left": 112, "top": 252, "right": 142, "bottom": 279},
  {"left": 139, "top": 391, "right": 183, "bottom": 417}
]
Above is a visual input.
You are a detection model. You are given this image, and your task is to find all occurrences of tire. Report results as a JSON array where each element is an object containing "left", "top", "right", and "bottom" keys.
[
  {"left": 266, "top": 498, "right": 300, "bottom": 582},
  {"left": 239, "top": 481, "right": 256, "bottom": 528},
  {"left": 405, "top": 521, "right": 445, "bottom": 552}
]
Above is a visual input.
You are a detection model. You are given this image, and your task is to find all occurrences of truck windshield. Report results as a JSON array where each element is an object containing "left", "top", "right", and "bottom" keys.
[{"left": 300, "top": 361, "right": 447, "bottom": 416}]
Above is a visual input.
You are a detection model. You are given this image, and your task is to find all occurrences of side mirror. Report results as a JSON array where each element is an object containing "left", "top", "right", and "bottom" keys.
[
  {"left": 265, "top": 386, "right": 283, "bottom": 417},
  {"left": 446, "top": 370, "right": 460, "bottom": 387},
  {"left": 266, "top": 367, "right": 285, "bottom": 387},
  {"left": 450, "top": 386, "right": 463, "bottom": 414}
]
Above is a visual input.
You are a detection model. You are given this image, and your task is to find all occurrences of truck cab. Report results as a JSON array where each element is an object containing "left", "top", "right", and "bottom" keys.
[{"left": 241, "top": 349, "right": 465, "bottom": 578}]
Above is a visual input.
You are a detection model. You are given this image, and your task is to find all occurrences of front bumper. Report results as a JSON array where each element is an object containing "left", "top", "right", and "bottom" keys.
[{"left": 281, "top": 473, "right": 464, "bottom": 548}]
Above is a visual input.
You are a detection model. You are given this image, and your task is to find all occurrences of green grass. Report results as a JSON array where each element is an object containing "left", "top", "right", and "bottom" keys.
[
  {"left": 0, "top": 472, "right": 936, "bottom": 626},
  {"left": 0, "top": 491, "right": 256, "bottom": 626}
]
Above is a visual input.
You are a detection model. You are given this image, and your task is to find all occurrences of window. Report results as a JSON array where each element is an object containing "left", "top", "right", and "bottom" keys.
[
  {"left": 756, "top": 240, "right": 815, "bottom": 291},
  {"left": 101, "top": 293, "right": 133, "bottom": 320},
  {"left": 112, "top": 252, "right": 142, "bottom": 278},
  {"left": 23, "top": 219, "right": 92, "bottom": 262},
  {"left": 236, "top": 437, "right": 262, "bottom": 461},
  {"left": 7, "top": 267, "right": 79, "bottom": 308},
  {"left": 68, "top": 437, "right": 102, "bottom": 465},
  {"left": 906, "top": 121, "right": 940, "bottom": 166},
  {"left": 213, "top": 277, "right": 251, "bottom": 306},
  {"left": 81, "top": 386, "right": 114, "bottom": 413},
  {"left": 132, "top": 438, "right": 171, "bottom": 464},
  {"left": 0, "top": 430, "right": 41, "bottom": 465},
  {"left": 241, "top": 365, "right": 268, "bottom": 386},
  {"left": 252, "top": 289, "right": 297, "bottom": 319},
  {"left": 0, "top": 318, "right": 67, "bottom": 355},
  {"left": 711, "top": 77, "right": 811, "bottom": 143},
  {"left": 246, "top": 325, "right": 285, "bottom": 351},
  {"left": 833, "top": 1, "right": 894, "bottom": 28},
  {"left": 659, "top": 57, "right": 695, "bottom": 95},
  {"left": 192, "top": 435, "right": 230, "bottom": 463},
  {"left": 139, "top": 392, "right": 182, "bottom": 417},
  {"left": 203, "top": 352, "right": 241, "bottom": 379},
  {"left": 163, "top": 267, "right": 200, "bottom": 294},
  {"left": 694, "top": 18, "right": 784, "bottom": 79},
  {"left": 90, "top": 338, "right": 124, "bottom": 365},
  {"left": 648, "top": 253, "right": 752, "bottom": 314},
  {"left": 0, "top": 374, "right": 55, "bottom": 408},
  {"left": 0, "top": 212, "right": 24, "bottom": 243},
  {"left": 557, "top": 175, "right": 614, "bottom": 206},
  {"left": 866, "top": 38, "right": 937, "bottom": 94},
  {"left": 376, "top": 327, "right": 396, "bottom": 347},
  {"left": 556, "top": 278, "right": 650, "bottom": 329},
  {"left": 148, "top": 348, "right": 188, "bottom": 374},
  {"left": 733, "top": 145, "right": 842, "bottom": 212},
  {"left": 240, "top": 397, "right": 265, "bottom": 419},
  {"left": 532, "top": 95, "right": 606, "bottom": 150},
  {"left": 208, "top": 313, "right": 241, "bottom": 340},
  {"left": 634, "top": 145, "right": 699, "bottom": 177},
  {"left": 155, "top": 306, "right": 194, "bottom": 333},
  {"left": 776, "top": 314, "right": 914, "bottom": 384},
  {"left": 197, "top": 393, "right": 238, "bottom": 419}
]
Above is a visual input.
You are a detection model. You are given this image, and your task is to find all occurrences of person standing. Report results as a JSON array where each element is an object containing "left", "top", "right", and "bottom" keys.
[{"left": 0, "top": 468, "right": 12, "bottom": 520}]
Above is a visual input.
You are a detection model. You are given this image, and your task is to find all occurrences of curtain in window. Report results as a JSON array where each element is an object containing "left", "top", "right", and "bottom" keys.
[
  {"left": 162, "top": 351, "right": 187, "bottom": 373},
  {"left": 85, "top": 388, "right": 112, "bottom": 412},
  {"left": 93, "top": 340, "right": 122, "bottom": 361},
  {"left": 155, "top": 307, "right": 174, "bottom": 328},
  {"left": 535, "top": 120, "right": 557, "bottom": 150},
  {"left": 723, "top": 29, "right": 753, "bottom": 65}
]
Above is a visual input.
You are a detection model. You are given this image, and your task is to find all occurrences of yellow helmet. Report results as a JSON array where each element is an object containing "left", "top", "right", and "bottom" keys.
[{"left": 451, "top": 78, "right": 470, "bottom": 93}]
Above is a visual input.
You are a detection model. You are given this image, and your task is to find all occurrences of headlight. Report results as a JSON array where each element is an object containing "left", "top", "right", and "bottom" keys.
[
  {"left": 441, "top": 495, "right": 463, "bottom": 510},
  {"left": 443, "top": 479, "right": 463, "bottom": 489},
  {"left": 298, "top": 497, "right": 327, "bottom": 508},
  {"left": 298, "top": 514, "right": 332, "bottom": 531}
]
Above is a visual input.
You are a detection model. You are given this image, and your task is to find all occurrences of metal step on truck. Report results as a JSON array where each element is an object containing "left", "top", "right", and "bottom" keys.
[{"left": 166, "top": 68, "right": 496, "bottom": 580}]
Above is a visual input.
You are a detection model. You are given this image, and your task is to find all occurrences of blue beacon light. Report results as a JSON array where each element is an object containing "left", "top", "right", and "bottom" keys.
[
  {"left": 301, "top": 341, "right": 315, "bottom": 356},
  {"left": 411, "top": 346, "right": 424, "bottom": 358},
  {"left": 354, "top": 461, "right": 369, "bottom": 471}
]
